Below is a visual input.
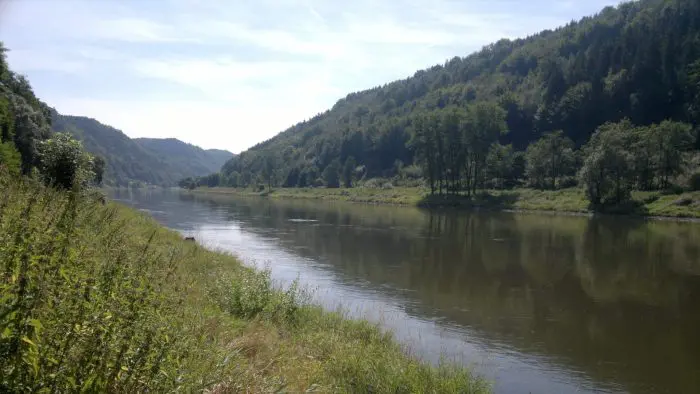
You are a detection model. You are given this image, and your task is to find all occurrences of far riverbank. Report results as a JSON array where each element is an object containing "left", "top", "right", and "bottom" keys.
[{"left": 189, "top": 186, "right": 700, "bottom": 220}]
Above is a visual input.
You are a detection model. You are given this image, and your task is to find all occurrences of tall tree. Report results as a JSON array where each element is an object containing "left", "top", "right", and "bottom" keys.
[
  {"left": 322, "top": 159, "right": 341, "bottom": 188},
  {"left": 652, "top": 120, "right": 694, "bottom": 189},
  {"left": 485, "top": 143, "right": 515, "bottom": 189},
  {"left": 342, "top": 156, "right": 357, "bottom": 188},
  {"left": 462, "top": 102, "right": 508, "bottom": 196},
  {"left": 525, "top": 131, "right": 576, "bottom": 189},
  {"left": 579, "top": 120, "right": 636, "bottom": 206}
]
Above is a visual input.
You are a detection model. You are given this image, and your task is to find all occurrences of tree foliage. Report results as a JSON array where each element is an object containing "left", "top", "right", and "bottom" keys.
[
  {"left": 37, "top": 133, "right": 95, "bottom": 189},
  {"left": 342, "top": 156, "right": 357, "bottom": 188},
  {"left": 578, "top": 119, "right": 694, "bottom": 206},
  {"left": 525, "top": 131, "right": 576, "bottom": 189}
]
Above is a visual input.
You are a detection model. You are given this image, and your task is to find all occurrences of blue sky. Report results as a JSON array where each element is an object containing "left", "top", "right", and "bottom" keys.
[{"left": 0, "top": 0, "right": 620, "bottom": 153}]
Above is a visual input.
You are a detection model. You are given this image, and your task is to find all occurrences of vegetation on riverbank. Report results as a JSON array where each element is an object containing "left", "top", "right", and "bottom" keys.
[
  {"left": 191, "top": 185, "right": 700, "bottom": 219},
  {"left": 0, "top": 171, "right": 489, "bottom": 393}
]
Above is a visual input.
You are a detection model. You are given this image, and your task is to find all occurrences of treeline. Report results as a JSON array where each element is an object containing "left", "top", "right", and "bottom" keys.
[
  {"left": 184, "top": 101, "right": 698, "bottom": 208},
  {"left": 186, "top": 0, "right": 700, "bottom": 206},
  {"left": 0, "top": 42, "right": 104, "bottom": 190},
  {"left": 410, "top": 106, "right": 697, "bottom": 207}
]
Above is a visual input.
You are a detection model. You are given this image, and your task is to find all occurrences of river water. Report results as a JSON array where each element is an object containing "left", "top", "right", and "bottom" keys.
[{"left": 111, "top": 189, "right": 700, "bottom": 394}]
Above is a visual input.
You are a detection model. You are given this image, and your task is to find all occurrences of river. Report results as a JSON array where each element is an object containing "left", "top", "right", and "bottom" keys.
[{"left": 111, "top": 189, "right": 700, "bottom": 394}]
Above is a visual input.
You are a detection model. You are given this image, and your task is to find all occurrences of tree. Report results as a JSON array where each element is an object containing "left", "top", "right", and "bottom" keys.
[
  {"left": 36, "top": 133, "right": 94, "bottom": 190},
  {"left": 342, "top": 156, "right": 357, "bottom": 188},
  {"left": 579, "top": 121, "right": 636, "bottom": 207},
  {"left": 178, "top": 177, "right": 197, "bottom": 190},
  {"left": 410, "top": 113, "right": 439, "bottom": 194},
  {"left": 261, "top": 155, "right": 276, "bottom": 190},
  {"left": 485, "top": 143, "right": 515, "bottom": 189},
  {"left": 652, "top": 121, "right": 694, "bottom": 189},
  {"left": 462, "top": 102, "right": 508, "bottom": 195},
  {"left": 0, "top": 97, "right": 13, "bottom": 143},
  {"left": 227, "top": 171, "right": 241, "bottom": 187},
  {"left": 284, "top": 166, "right": 301, "bottom": 188},
  {"left": 525, "top": 131, "right": 575, "bottom": 189},
  {"left": 12, "top": 101, "right": 51, "bottom": 174},
  {"left": 322, "top": 159, "right": 341, "bottom": 188},
  {"left": 92, "top": 155, "right": 106, "bottom": 185}
]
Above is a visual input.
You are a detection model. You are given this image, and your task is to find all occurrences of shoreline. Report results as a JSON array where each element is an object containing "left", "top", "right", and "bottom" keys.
[{"left": 187, "top": 186, "right": 700, "bottom": 222}]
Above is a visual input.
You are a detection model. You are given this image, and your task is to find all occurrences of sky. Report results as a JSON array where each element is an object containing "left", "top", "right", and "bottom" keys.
[{"left": 0, "top": 0, "right": 621, "bottom": 153}]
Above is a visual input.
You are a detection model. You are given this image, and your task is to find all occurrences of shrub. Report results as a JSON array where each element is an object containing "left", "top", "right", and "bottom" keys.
[
  {"left": 363, "top": 178, "right": 390, "bottom": 189},
  {"left": 36, "top": 133, "right": 94, "bottom": 190},
  {"left": 211, "top": 269, "right": 307, "bottom": 325}
]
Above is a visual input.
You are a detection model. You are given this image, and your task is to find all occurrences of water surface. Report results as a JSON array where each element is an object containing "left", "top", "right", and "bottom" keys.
[{"left": 111, "top": 189, "right": 700, "bottom": 394}]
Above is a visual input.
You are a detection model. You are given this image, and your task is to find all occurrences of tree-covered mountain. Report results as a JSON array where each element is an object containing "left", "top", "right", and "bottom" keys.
[
  {"left": 135, "top": 138, "right": 234, "bottom": 181},
  {"left": 209, "top": 0, "right": 700, "bottom": 200},
  {"left": 52, "top": 114, "right": 233, "bottom": 186},
  {"left": 1, "top": 43, "right": 53, "bottom": 176}
]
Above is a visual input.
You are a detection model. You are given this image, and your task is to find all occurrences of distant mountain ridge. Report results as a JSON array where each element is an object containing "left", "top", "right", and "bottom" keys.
[{"left": 51, "top": 113, "right": 233, "bottom": 186}]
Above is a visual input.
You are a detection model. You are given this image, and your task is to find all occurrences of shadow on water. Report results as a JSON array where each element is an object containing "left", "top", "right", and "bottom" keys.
[{"left": 112, "top": 189, "right": 700, "bottom": 394}]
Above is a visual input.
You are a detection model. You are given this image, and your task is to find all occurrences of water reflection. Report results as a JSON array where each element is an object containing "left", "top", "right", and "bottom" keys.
[{"left": 112, "top": 189, "right": 700, "bottom": 394}]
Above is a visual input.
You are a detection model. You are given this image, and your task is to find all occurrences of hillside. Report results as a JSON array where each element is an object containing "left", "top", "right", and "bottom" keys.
[
  {"left": 213, "top": 0, "right": 700, "bottom": 192},
  {"left": 1, "top": 44, "right": 52, "bottom": 176},
  {"left": 135, "top": 137, "right": 233, "bottom": 180},
  {"left": 52, "top": 114, "right": 233, "bottom": 186}
]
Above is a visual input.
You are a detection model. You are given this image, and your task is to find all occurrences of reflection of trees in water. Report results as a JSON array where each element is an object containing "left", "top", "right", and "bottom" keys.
[
  {"left": 577, "top": 217, "right": 700, "bottom": 308},
  {"left": 187, "top": 194, "right": 700, "bottom": 393}
]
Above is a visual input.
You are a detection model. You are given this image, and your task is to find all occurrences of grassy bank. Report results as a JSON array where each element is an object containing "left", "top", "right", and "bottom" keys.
[
  {"left": 0, "top": 172, "right": 488, "bottom": 393},
  {"left": 192, "top": 186, "right": 700, "bottom": 219},
  {"left": 194, "top": 185, "right": 426, "bottom": 206}
]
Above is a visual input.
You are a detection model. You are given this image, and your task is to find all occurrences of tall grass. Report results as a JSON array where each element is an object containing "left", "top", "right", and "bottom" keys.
[
  {"left": 0, "top": 173, "right": 236, "bottom": 392},
  {"left": 0, "top": 171, "right": 489, "bottom": 393}
]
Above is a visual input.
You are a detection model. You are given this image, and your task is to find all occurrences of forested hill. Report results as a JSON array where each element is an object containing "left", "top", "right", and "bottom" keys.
[
  {"left": 52, "top": 114, "right": 233, "bottom": 186},
  {"left": 135, "top": 138, "right": 234, "bottom": 180},
  {"left": 211, "top": 0, "right": 700, "bottom": 191}
]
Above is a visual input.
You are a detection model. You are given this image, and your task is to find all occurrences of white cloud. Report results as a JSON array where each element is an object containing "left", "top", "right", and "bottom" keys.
[
  {"left": 93, "top": 18, "right": 184, "bottom": 43},
  {"left": 6, "top": 49, "right": 86, "bottom": 74}
]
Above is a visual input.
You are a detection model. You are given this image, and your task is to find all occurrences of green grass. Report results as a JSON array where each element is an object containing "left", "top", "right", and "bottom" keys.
[
  {"left": 193, "top": 186, "right": 700, "bottom": 219},
  {"left": 0, "top": 172, "right": 489, "bottom": 393},
  {"left": 632, "top": 190, "right": 700, "bottom": 218}
]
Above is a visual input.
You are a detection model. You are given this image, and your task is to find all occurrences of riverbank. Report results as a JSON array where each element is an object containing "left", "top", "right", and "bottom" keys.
[
  {"left": 191, "top": 186, "right": 700, "bottom": 219},
  {"left": 0, "top": 173, "right": 488, "bottom": 393}
]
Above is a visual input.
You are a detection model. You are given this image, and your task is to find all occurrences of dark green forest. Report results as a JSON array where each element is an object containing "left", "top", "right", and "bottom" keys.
[{"left": 189, "top": 0, "right": 700, "bottom": 208}]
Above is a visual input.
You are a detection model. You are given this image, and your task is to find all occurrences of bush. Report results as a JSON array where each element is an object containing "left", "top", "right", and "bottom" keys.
[
  {"left": 36, "top": 133, "right": 94, "bottom": 190},
  {"left": 363, "top": 178, "right": 390, "bottom": 189},
  {"left": 211, "top": 269, "right": 307, "bottom": 325}
]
